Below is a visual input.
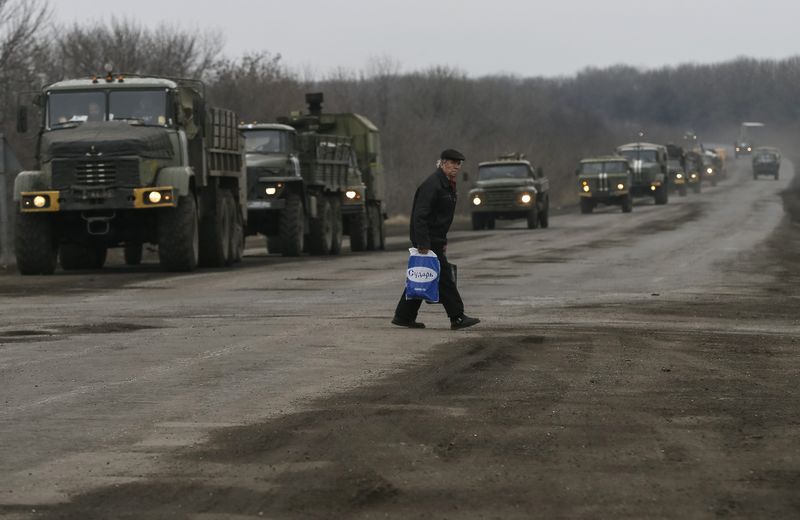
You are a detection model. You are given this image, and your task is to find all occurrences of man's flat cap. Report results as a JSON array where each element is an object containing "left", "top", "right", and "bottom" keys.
[{"left": 440, "top": 148, "right": 466, "bottom": 161}]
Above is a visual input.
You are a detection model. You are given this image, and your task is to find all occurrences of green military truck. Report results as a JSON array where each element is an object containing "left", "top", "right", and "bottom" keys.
[
  {"left": 752, "top": 146, "right": 781, "bottom": 180},
  {"left": 666, "top": 143, "right": 687, "bottom": 197},
  {"left": 14, "top": 72, "right": 245, "bottom": 274},
  {"left": 616, "top": 142, "right": 669, "bottom": 205},
  {"left": 240, "top": 93, "right": 385, "bottom": 256},
  {"left": 683, "top": 150, "right": 704, "bottom": 193},
  {"left": 576, "top": 156, "right": 633, "bottom": 213},
  {"left": 468, "top": 154, "right": 550, "bottom": 230}
]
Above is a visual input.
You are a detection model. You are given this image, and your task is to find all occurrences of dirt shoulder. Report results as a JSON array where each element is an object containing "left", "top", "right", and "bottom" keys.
[{"left": 17, "top": 192, "right": 800, "bottom": 519}]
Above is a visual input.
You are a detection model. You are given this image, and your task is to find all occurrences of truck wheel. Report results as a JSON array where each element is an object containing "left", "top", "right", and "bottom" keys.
[
  {"left": 678, "top": 185, "right": 687, "bottom": 197},
  {"left": 158, "top": 194, "right": 199, "bottom": 272},
  {"left": 15, "top": 212, "right": 57, "bottom": 275},
  {"left": 349, "top": 209, "right": 368, "bottom": 252},
  {"left": 198, "top": 189, "right": 233, "bottom": 267},
  {"left": 280, "top": 193, "right": 305, "bottom": 257},
  {"left": 308, "top": 197, "right": 333, "bottom": 255},
  {"left": 580, "top": 198, "right": 593, "bottom": 214},
  {"left": 229, "top": 195, "right": 244, "bottom": 263},
  {"left": 329, "top": 197, "right": 343, "bottom": 255},
  {"left": 654, "top": 185, "right": 668, "bottom": 205},
  {"left": 538, "top": 200, "right": 549, "bottom": 228},
  {"left": 471, "top": 213, "right": 484, "bottom": 231},
  {"left": 621, "top": 194, "right": 633, "bottom": 213},
  {"left": 124, "top": 243, "right": 143, "bottom": 265},
  {"left": 60, "top": 243, "right": 106, "bottom": 270},
  {"left": 526, "top": 208, "right": 539, "bottom": 229},
  {"left": 266, "top": 236, "right": 282, "bottom": 254},
  {"left": 366, "top": 204, "right": 384, "bottom": 251}
]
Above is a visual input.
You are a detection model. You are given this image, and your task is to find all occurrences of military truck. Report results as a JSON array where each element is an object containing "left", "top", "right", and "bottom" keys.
[
  {"left": 666, "top": 143, "right": 687, "bottom": 197},
  {"left": 14, "top": 71, "right": 245, "bottom": 274},
  {"left": 752, "top": 146, "right": 781, "bottom": 180},
  {"left": 241, "top": 93, "right": 385, "bottom": 256},
  {"left": 702, "top": 150, "right": 723, "bottom": 186},
  {"left": 616, "top": 143, "right": 669, "bottom": 205},
  {"left": 240, "top": 121, "right": 368, "bottom": 255},
  {"left": 576, "top": 156, "right": 632, "bottom": 213},
  {"left": 468, "top": 154, "right": 550, "bottom": 230},
  {"left": 735, "top": 122, "right": 765, "bottom": 158},
  {"left": 683, "top": 151, "right": 704, "bottom": 193}
]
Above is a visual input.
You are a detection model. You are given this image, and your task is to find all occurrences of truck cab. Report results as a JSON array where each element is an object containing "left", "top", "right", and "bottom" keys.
[
  {"left": 468, "top": 154, "right": 549, "bottom": 230},
  {"left": 616, "top": 142, "right": 669, "bottom": 205}
]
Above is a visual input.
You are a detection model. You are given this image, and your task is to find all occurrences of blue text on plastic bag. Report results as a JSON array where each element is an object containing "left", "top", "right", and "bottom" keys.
[{"left": 405, "top": 248, "right": 440, "bottom": 303}]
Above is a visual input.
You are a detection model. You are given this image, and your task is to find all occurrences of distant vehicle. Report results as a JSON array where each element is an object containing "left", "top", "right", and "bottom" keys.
[
  {"left": 575, "top": 156, "right": 633, "bottom": 213},
  {"left": 616, "top": 142, "right": 669, "bottom": 205},
  {"left": 751, "top": 146, "right": 781, "bottom": 180},
  {"left": 683, "top": 151, "right": 704, "bottom": 194},
  {"left": 702, "top": 150, "right": 724, "bottom": 186},
  {"left": 735, "top": 122, "right": 765, "bottom": 158},
  {"left": 666, "top": 143, "right": 687, "bottom": 197},
  {"left": 468, "top": 154, "right": 550, "bottom": 230}
]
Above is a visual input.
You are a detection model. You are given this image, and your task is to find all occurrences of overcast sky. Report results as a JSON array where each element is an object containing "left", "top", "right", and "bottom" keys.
[{"left": 54, "top": 0, "right": 800, "bottom": 78}]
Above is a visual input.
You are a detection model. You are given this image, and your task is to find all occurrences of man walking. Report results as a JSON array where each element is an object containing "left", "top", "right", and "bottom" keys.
[{"left": 392, "top": 149, "right": 481, "bottom": 330}]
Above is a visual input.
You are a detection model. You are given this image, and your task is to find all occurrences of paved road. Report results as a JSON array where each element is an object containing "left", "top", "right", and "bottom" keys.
[{"left": 1, "top": 156, "right": 797, "bottom": 518}]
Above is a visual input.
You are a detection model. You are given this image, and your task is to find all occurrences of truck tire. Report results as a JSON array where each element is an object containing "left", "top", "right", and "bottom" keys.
[
  {"left": 308, "top": 197, "right": 333, "bottom": 255},
  {"left": 621, "top": 194, "right": 633, "bottom": 213},
  {"left": 15, "top": 212, "right": 57, "bottom": 275},
  {"left": 198, "top": 189, "right": 233, "bottom": 267},
  {"left": 230, "top": 196, "right": 244, "bottom": 263},
  {"left": 158, "top": 194, "right": 199, "bottom": 272},
  {"left": 124, "top": 243, "right": 143, "bottom": 265},
  {"left": 266, "top": 236, "right": 282, "bottom": 254},
  {"left": 526, "top": 208, "right": 539, "bottom": 229},
  {"left": 471, "top": 213, "right": 484, "bottom": 231},
  {"left": 538, "top": 198, "right": 549, "bottom": 228},
  {"left": 59, "top": 243, "right": 106, "bottom": 270},
  {"left": 349, "top": 209, "right": 368, "bottom": 252},
  {"left": 654, "top": 185, "right": 668, "bottom": 205},
  {"left": 580, "top": 198, "right": 593, "bottom": 214},
  {"left": 329, "top": 197, "right": 343, "bottom": 255},
  {"left": 366, "top": 204, "right": 384, "bottom": 251},
  {"left": 280, "top": 193, "right": 305, "bottom": 257}
]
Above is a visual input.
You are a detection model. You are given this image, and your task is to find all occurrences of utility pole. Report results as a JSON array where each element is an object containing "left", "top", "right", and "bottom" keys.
[{"left": 0, "top": 135, "right": 7, "bottom": 268}]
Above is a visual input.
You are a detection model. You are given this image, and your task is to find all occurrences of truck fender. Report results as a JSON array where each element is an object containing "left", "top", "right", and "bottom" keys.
[
  {"left": 156, "top": 166, "right": 194, "bottom": 197},
  {"left": 13, "top": 170, "right": 48, "bottom": 200}
]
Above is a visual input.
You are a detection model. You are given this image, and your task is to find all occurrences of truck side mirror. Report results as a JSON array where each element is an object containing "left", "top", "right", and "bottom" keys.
[
  {"left": 192, "top": 99, "right": 206, "bottom": 131},
  {"left": 574, "top": 168, "right": 580, "bottom": 176},
  {"left": 462, "top": 171, "right": 469, "bottom": 182},
  {"left": 536, "top": 166, "right": 544, "bottom": 178},
  {"left": 16, "top": 106, "right": 28, "bottom": 133}
]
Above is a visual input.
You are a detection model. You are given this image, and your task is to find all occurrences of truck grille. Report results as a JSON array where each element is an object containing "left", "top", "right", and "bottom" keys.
[
  {"left": 482, "top": 189, "right": 518, "bottom": 205},
  {"left": 52, "top": 158, "right": 139, "bottom": 188}
]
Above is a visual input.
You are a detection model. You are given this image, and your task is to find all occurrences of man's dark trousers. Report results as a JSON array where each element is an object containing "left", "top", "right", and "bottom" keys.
[{"left": 394, "top": 245, "right": 464, "bottom": 321}]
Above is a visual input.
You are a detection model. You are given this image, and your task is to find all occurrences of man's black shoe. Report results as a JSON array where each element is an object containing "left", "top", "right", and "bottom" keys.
[
  {"left": 451, "top": 314, "right": 480, "bottom": 330},
  {"left": 391, "top": 317, "right": 426, "bottom": 328}
]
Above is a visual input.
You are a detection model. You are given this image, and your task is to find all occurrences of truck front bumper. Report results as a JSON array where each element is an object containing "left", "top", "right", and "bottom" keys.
[{"left": 20, "top": 187, "right": 177, "bottom": 213}]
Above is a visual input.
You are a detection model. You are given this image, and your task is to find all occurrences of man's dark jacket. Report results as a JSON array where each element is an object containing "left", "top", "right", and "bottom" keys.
[{"left": 409, "top": 169, "right": 457, "bottom": 250}]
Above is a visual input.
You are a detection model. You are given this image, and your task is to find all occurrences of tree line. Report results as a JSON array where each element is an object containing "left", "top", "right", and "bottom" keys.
[{"left": 2, "top": 2, "right": 799, "bottom": 215}]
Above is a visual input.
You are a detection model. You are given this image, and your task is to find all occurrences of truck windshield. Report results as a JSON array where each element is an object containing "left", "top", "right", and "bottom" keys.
[
  {"left": 478, "top": 164, "right": 529, "bottom": 180},
  {"left": 580, "top": 162, "right": 628, "bottom": 174},
  {"left": 619, "top": 149, "right": 658, "bottom": 162},
  {"left": 244, "top": 130, "right": 288, "bottom": 154},
  {"left": 109, "top": 90, "right": 168, "bottom": 126},
  {"left": 48, "top": 91, "right": 106, "bottom": 126}
]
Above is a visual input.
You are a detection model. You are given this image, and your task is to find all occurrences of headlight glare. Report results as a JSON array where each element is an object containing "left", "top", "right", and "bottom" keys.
[
  {"left": 582, "top": 185, "right": 590, "bottom": 193},
  {"left": 472, "top": 196, "right": 481, "bottom": 206},
  {"left": 617, "top": 183, "right": 625, "bottom": 190},
  {"left": 520, "top": 193, "right": 532, "bottom": 204},
  {"left": 345, "top": 190, "right": 357, "bottom": 199},
  {"left": 265, "top": 187, "right": 277, "bottom": 196},
  {"left": 148, "top": 191, "right": 162, "bottom": 204}
]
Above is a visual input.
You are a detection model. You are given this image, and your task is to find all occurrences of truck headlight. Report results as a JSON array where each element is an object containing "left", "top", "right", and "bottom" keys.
[
  {"left": 706, "top": 168, "right": 713, "bottom": 174},
  {"left": 617, "top": 183, "right": 625, "bottom": 190},
  {"left": 148, "top": 191, "right": 162, "bottom": 204},
  {"left": 747, "top": 147, "right": 752, "bottom": 152},
  {"left": 472, "top": 196, "right": 482, "bottom": 206},
  {"left": 345, "top": 190, "right": 357, "bottom": 199},
  {"left": 650, "top": 185, "right": 657, "bottom": 191},
  {"left": 33, "top": 195, "right": 47, "bottom": 208},
  {"left": 676, "top": 173, "right": 683, "bottom": 179},
  {"left": 582, "top": 185, "right": 590, "bottom": 193},
  {"left": 691, "top": 173, "right": 698, "bottom": 179},
  {"left": 265, "top": 187, "right": 277, "bottom": 196},
  {"left": 520, "top": 193, "right": 532, "bottom": 204}
]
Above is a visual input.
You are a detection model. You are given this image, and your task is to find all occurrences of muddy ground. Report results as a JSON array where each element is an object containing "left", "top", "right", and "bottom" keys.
[{"left": 8, "top": 173, "right": 798, "bottom": 519}]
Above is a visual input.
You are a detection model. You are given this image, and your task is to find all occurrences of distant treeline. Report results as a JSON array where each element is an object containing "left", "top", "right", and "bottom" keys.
[{"left": 2, "top": 4, "right": 799, "bottom": 213}]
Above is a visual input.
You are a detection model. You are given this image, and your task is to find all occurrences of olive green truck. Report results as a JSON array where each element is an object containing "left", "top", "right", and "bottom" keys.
[
  {"left": 14, "top": 72, "right": 245, "bottom": 274},
  {"left": 240, "top": 93, "right": 386, "bottom": 256}
]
